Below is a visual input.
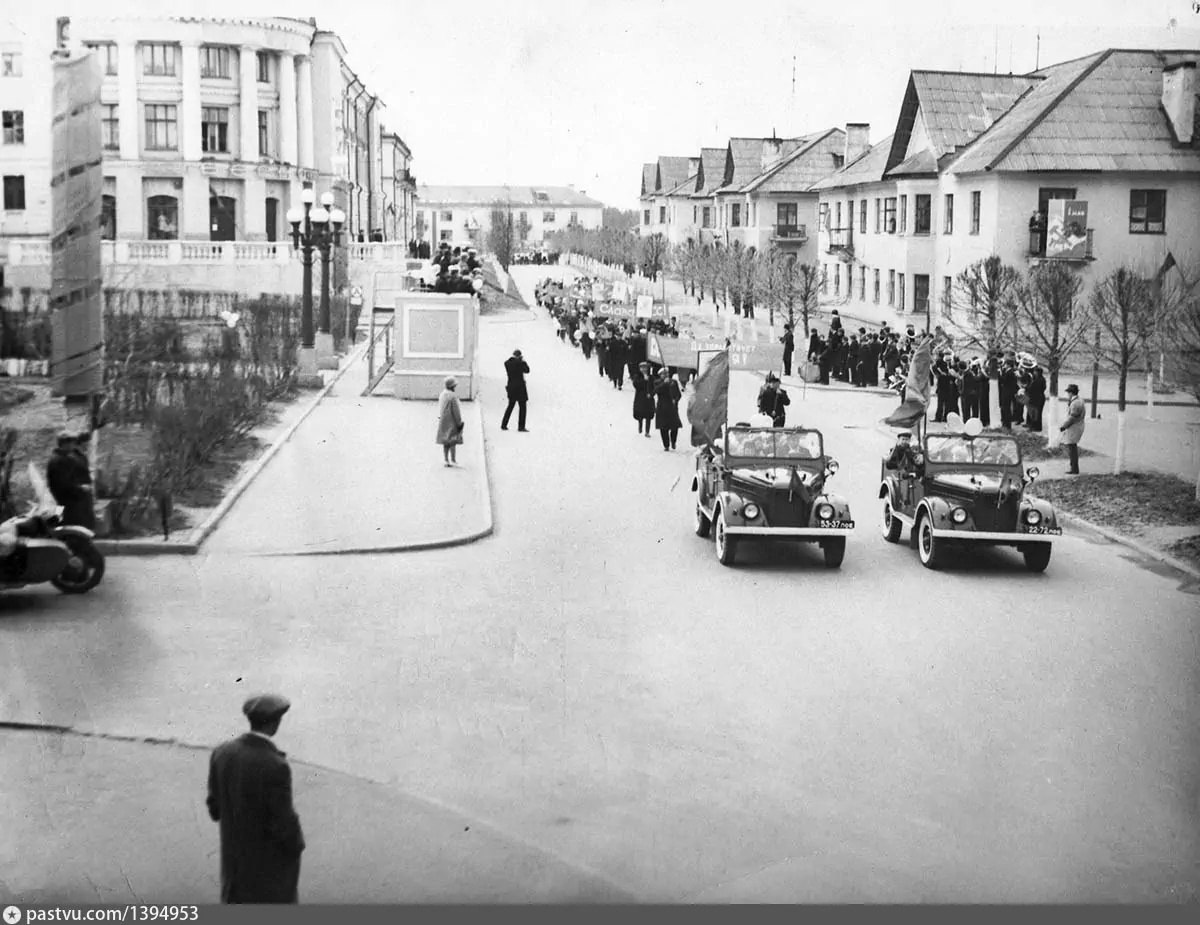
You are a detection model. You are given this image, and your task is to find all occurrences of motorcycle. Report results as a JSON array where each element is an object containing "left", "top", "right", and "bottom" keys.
[{"left": 0, "top": 465, "right": 105, "bottom": 595}]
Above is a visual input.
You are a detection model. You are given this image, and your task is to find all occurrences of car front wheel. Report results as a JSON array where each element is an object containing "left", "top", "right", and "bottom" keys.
[
  {"left": 695, "top": 504, "right": 711, "bottom": 538},
  {"left": 881, "top": 497, "right": 903, "bottom": 543},
  {"left": 822, "top": 537, "right": 846, "bottom": 568},
  {"left": 1022, "top": 543, "right": 1052, "bottom": 573},
  {"left": 916, "top": 515, "right": 943, "bottom": 570},
  {"left": 714, "top": 513, "right": 737, "bottom": 566}
]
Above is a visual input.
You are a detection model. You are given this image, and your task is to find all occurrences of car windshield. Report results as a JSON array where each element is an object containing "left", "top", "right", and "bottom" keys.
[
  {"left": 925, "top": 435, "right": 1021, "bottom": 466},
  {"left": 726, "top": 429, "right": 822, "bottom": 460}
]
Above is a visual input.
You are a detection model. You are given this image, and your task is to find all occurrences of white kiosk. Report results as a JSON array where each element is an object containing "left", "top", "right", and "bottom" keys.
[{"left": 392, "top": 292, "right": 480, "bottom": 400}]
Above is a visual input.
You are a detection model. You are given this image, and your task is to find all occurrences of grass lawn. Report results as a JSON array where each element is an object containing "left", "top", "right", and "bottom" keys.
[
  {"left": 1003, "top": 427, "right": 1096, "bottom": 463},
  {"left": 1033, "top": 471, "right": 1200, "bottom": 571}
]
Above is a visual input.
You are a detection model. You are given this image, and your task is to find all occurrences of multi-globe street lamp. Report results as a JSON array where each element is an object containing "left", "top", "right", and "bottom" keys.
[{"left": 286, "top": 187, "right": 345, "bottom": 382}]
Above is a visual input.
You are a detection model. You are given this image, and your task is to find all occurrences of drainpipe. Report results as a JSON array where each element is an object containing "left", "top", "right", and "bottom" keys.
[{"left": 365, "top": 94, "right": 378, "bottom": 239}]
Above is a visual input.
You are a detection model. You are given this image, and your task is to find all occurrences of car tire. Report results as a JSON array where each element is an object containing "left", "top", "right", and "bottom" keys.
[
  {"left": 1022, "top": 543, "right": 1052, "bottom": 573},
  {"left": 714, "top": 512, "right": 737, "bottom": 566},
  {"left": 881, "top": 496, "right": 903, "bottom": 543},
  {"left": 822, "top": 537, "right": 846, "bottom": 568},
  {"left": 694, "top": 504, "right": 711, "bottom": 538},
  {"left": 916, "top": 514, "right": 943, "bottom": 570},
  {"left": 50, "top": 534, "right": 105, "bottom": 594}
]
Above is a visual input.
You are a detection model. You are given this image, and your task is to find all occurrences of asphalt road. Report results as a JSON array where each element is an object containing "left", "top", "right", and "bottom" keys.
[{"left": 1, "top": 264, "right": 1197, "bottom": 902}]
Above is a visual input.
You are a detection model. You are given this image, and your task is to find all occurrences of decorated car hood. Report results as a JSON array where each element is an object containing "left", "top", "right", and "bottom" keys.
[
  {"left": 729, "top": 467, "right": 820, "bottom": 490},
  {"left": 929, "top": 471, "right": 1022, "bottom": 496}
]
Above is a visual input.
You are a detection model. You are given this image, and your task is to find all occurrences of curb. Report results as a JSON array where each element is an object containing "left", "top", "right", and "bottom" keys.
[
  {"left": 94, "top": 342, "right": 368, "bottom": 557},
  {"left": 248, "top": 398, "right": 497, "bottom": 557},
  {"left": 1053, "top": 509, "right": 1200, "bottom": 582}
]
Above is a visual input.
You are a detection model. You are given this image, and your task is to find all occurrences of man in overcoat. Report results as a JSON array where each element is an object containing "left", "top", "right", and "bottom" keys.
[
  {"left": 501, "top": 349, "right": 530, "bottom": 431},
  {"left": 780, "top": 324, "right": 795, "bottom": 377},
  {"left": 207, "top": 694, "right": 305, "bottom": 904},
  {"left": 46, "top": 433, "right": 95, "bottom": 529},
  {"left": 1059, "top": 383, "right": 1085, "bottom": 474}
]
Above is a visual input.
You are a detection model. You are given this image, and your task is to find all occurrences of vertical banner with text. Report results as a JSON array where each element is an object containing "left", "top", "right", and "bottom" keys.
[{"left": 50, "top": 46, "right": 104, "bottom": 397}]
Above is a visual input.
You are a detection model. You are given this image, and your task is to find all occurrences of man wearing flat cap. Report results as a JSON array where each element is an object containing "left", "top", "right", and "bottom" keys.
[
  {"left": 207, "top": 694, "right": 305, "bottom": 903},
  {"left": 1059, "top": 384, "right": 1086, "bottom": 474}
]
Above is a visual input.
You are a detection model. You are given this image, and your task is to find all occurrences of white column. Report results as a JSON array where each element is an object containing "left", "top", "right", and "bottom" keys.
[
  {"left": 180, "top": 40, "right": 203, "bottom": 162},
  {"left": 239, "top": 46, "right": 259, "bottom": 162},
  {"left": 117, "top": 41, "right": 139, "bottom": 159},
  {"left": 296, "top": 55, "right": 313, "bottom": 169},
  {"left": 277, "top": 52, "right": 297, "bottom": 164}
]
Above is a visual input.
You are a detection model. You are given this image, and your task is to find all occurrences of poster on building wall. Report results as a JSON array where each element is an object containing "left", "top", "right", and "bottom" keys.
[
  {"left": 49, "top": 47, "right": 104, "bottom": 397},
  {"left": 1046, "top": 200, "right": 1089, "bottom": 260}
]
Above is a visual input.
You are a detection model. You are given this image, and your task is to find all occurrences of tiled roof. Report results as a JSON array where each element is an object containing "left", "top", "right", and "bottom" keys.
[
  {"left": 640, "top": 163, "right": 657, "bottom": 198},
  {"left": 715, "top": 136, "right": 809, "bottom": 194},
  {"left": 741, "top": 128, "right": 845, "bottom": 192},
  {"left": 886, "top": 147, "right": 939, "bottom": 178},
  {"left": 949, "top": 49, "right": 1200, "bottom": 173},
  {"left": 418, "top": 185, "right": 605, "bottom": 207},
  {"left": 656, "top": 156, "right": 698, "bottom": 193},
  {"left": 665, "top": 173, "right": 698, "bottom": 197},
  {"left": 810, "top": 134, "right": 896, "bottom": 190},
  {"left": 912, "top": 71, "right": 1041, "bottom": 158},
  {"left": 691, "top": 147, "right": 728, "bottom": 197}
]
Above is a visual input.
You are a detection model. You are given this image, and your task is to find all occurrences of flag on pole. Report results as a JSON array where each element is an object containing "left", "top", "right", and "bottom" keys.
[
  {"left": 882, "top": 334, "right": 934, "bottom": 428},
  {"left": 688, "top": 350, "right": 729, "bottom": 446}
]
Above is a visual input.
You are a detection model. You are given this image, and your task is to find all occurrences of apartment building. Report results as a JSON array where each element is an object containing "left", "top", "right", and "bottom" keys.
[
  {"left": 812, "top": 51, "right": 1200, "bottom": 319},
  {"left": 416, "top": 185, "right": 604, "bottom": 249},
  {"left": 0, "top": 15, "right": 409, "bottom": 249}
]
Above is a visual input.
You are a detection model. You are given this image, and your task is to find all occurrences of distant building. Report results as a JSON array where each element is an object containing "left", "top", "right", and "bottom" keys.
[{"left": 416, "top": 185, "right": 604, "bottom": 249}]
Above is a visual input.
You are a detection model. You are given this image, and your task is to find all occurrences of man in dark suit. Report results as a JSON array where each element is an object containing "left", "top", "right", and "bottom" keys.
[
  {"left": 501, "top": 348, "right": 530, "bottom": 431},
  {"left": 207, "top": 694, "right": 305, "bottom": 904},
  {"left": 780, "top": 324, "right": 795, "bottom": 377},
  {"left": 46, "top": 433, "right": 95, "bottom": 529}
]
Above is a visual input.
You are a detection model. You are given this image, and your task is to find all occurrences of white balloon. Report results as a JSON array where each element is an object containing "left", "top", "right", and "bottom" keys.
[
  {"left": 946, "top": 412, "right": 964, "bottom": 431},
  {"left": 964, "top": 417, "right": 983, "bottom": 437}
]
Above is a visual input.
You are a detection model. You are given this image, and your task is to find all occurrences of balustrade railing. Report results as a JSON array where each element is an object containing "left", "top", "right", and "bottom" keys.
[{"left": 4, "top": 238, "right": 411, "bottom": 266}]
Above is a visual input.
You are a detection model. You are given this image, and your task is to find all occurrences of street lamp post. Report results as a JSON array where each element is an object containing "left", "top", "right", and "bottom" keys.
[
  {"left": 316, "top": 190, "right": 346, "bottom": 369},
  {"left": 287, "top": 188, "right": 345, "bottom": 385}
]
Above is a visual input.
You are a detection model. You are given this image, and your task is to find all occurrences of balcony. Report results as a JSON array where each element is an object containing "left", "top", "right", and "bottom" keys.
[
  {"left": 3, "top": 238, "right": 412, "bottom": 266},
  {"left": 771, "top": 224, "right": 808, "bottom": 243},
  {"left": 826, "top": 226, "right": 852, "bottom": 252},
  {"left": 1027, "top": 228, "right": 1095, "bottom": 263}
]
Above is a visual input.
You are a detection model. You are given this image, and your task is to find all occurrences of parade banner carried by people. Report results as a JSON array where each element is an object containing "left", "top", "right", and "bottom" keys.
[
  {"left": 688, "top": 350, "right": 730, "bottom": 447},
  {"left": 728, "top": 342, "right": 785, "bottom": 372}
]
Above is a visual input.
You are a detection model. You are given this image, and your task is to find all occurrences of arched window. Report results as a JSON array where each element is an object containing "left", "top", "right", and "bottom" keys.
[{"left": 147, "top": 195, "right": 177, "bottom": 240}]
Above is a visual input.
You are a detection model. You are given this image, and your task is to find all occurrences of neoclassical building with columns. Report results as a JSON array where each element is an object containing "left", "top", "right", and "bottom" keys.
[{"left": 0, "top": 15, "right": 414, "bottom": 249}]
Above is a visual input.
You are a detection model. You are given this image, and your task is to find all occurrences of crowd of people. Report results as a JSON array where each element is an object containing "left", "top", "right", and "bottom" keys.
[
  {"left": 535, "top": 276, "right": 687, "bottom": 449},
  {"left": 415, "top": 241, "right": 485, "bottom": 294},
  {"left": 512, "top": 251, "right": 562, "bottom": 265}
]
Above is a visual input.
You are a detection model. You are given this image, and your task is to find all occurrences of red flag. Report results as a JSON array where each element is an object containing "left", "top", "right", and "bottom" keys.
[
  {"left": 882, "top": 334, "right": 934, "bottom": 428},
  {"left": 688, "top": 350, "right": 729, "bottom": 446}
]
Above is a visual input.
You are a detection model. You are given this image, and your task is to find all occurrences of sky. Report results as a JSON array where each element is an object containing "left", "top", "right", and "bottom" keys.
[{"left": 33, "top": 0, "right": 1200, "bottom": 210}]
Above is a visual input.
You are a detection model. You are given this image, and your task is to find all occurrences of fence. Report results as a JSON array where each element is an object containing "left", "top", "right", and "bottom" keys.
[{"left": 364, "top": 311, "right": 396, "bottom": 396}]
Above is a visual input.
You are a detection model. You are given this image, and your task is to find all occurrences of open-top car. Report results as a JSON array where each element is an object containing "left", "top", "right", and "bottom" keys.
[
  {"left": 879, "top": 423, "right": 1061, "bottom": 571},
  {"left": 692, "top": 425, "right": 854, "bottom": 567}
]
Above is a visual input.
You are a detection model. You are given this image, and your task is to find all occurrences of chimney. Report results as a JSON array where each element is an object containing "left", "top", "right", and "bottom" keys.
[
  {"left": 1161, "top": 61, "right": 1196, "bottom": 144},
  {"left": 845, "top": 123, "right": 871, "bottom": 165}
]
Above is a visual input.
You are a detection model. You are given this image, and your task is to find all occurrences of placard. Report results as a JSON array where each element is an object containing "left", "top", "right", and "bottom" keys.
[
  {"left": 728, "top": 342, "right": 785, "bottom": 371},
  {"left": 636, "top": 295, "right": 654, "bottom": 318},
  {"left": 653, "top": 335, "right": 703, "bottom": 369}
]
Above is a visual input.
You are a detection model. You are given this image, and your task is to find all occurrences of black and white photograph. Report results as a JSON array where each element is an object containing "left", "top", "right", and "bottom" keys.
[{"left": 1, "top": 0, "right": 1199, "bottom": 908}]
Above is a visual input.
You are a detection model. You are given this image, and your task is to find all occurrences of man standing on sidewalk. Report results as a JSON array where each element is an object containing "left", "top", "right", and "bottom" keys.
[
  {"left": 780, "top": 324, "right": 795, "bottom": 377},
  {"left": 1059, "top": 383, "right": 1085, "bottom": 474},
  {"left": 207, "top": 694, "right": 305, "bottom": 904},
  {"left": 502, "top": 349, "right": 531, "bottom": 432}
]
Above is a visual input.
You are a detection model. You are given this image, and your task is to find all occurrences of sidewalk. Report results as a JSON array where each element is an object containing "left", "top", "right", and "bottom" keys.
[
  {"left": 203, "top": 374, "right": 492, "bottom": 557},
  {"left": 1, "top": 728, "right": 630, "bottom": 903}
]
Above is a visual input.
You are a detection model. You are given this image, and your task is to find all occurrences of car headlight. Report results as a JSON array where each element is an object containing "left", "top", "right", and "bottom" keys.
[
  {"left": 817, "top": 503, "right": 834, "bottom": 520},
  {"left": 826, "top": 459, "right": 839, "bottom": 475},
  {"left": 1026, "top": 466, "right": 1040, "bottom": 481},
  {"left": 951, "top": 507, "right": 968, "bottom": 524},
  {"left": 742, "top": 503, "right": 760, "bottom": 520},
  {"left": 1025, "top": 509, "right": 1042, "bottom": 526}
]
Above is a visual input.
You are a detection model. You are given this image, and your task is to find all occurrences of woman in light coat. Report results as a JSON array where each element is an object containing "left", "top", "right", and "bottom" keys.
[{"left": 435, "top": 377, "right": 464, "bottom": 466}]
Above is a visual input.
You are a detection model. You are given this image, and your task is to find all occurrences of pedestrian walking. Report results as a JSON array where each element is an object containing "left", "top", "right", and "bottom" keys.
[
  {"left": 501, "top": 349, "right": 530, "bottom": 432},
  {"left": 206, "top": 694, "right": 305, "bottom": 904},
  {"left": 631, "top": 361, "right": 657, "bottom": 437},
  {"left": 654, "top": 369, "right": 683, "bottom": 451},
  {"left": 1059, "top": 383, "right": 1085, "bottom": 474},
  {"left": 436, "top": 376, "right": 465, "bottom": 466},
  {"left": 46, "top": 432, "right": 95, "bottom": 529}
]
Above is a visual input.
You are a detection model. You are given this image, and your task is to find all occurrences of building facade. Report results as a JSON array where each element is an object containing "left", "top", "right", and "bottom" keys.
[
  {"left": 0, "top": 15, "right": 411, "bottom": 252},
  {"left": 415, "top": 185, "right": 604, "bottom": 249}
]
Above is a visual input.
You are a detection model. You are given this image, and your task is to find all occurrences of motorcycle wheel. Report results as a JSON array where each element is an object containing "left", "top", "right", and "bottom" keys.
[{"left": 51, "top": 534, "right": 106, "bottom": 594}]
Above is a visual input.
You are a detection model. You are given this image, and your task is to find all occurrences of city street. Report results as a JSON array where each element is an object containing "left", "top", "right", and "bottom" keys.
[{"left": 1, "top": 265, "right": 1198, "bottom": 903}]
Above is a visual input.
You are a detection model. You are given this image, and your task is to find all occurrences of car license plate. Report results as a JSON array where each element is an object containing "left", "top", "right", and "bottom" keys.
[
  {"left": 1024, "top": 526, "right": 1062, "bottom": 535},
  {"left": 818, "top": 520, "right": 854, "bottom": 529}
]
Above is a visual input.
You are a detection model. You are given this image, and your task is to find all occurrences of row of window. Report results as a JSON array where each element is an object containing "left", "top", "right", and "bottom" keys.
[
  {"left": 820, "top": 192, "right": 979, "bottom": 237},
  {"left": 68, "top": 43, "right": 276, "bottom": 82},
  {"left": 88, "top": 103, "right": 276, "bottom": 156},
  {"left": 823, "top": 264, "right": 943, "bottom": 315},
  {"left": 435, "top": 209, "right": 575, "bottom": 224}
]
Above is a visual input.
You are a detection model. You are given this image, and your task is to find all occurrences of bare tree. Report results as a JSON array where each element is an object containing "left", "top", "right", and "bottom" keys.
[
  {"left": 1014, "top": 262, "right": 1090, "bottom": 446},
  {"left": 795, "top": 263, "right": 822, "bottom": 340},
  {"left": 1089, "top": 266, "right": 1165, "bottom": 474},
  {"left": 949, "top": 255, "right": 1023, "bottom": 355},
  {"left": 487, "top": 201, "right": 516, "bottom": 271}
]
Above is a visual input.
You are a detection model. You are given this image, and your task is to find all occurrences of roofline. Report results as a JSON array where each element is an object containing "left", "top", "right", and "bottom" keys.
[
  {"left": 982, "top": 49, "right": 1114, "bottom": 171},
  {"left": 742, "top": 127, "right": 843, "bottom": 191},
  {"left": 910, "top": 67, "right": 1041, "bottom": 79}
]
